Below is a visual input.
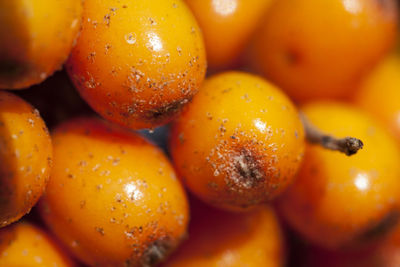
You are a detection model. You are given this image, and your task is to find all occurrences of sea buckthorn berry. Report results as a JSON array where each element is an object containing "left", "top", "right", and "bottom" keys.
[
  {"left": 249, "top": 0, "right": 398, "bottom": 102},
  {"left": 0, "top": 0, "right": 82, "bottom": 89},
  {"left": 277, "top": 102, "right": 400, "bottom": 249},
  {"left": 0, "top": 222, "right": 76, "bottom": 267},
  {"left": 39, "top": 117, "right": 189, "bottom": 267},
  {"left": 170, "top": 72, "right": 305, "bottom": 211},
  {"left": 165, "top": 199, "right": 284, "bottom": 267},
  {"left": 185, "top": 0, "right": 273, "bottom": 70},
  {"left": 0, "top": 91, "right": 52, "bottom": 228},
  {"left": 66, "top": 0, "right": 207, "bottom": 130},
  {"left": 354, "top": 53, "right": 400, "bottom": 141}
]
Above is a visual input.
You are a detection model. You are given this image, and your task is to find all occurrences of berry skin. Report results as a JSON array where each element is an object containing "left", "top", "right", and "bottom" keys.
[
  {"left": 0, "top": 91, "right": 52, "bottom": 228},
  {"left": 277, "top": 102, "right": 400, "bottom": 249},
  {"left": 249, "top": 0, "right": 398, "bottom": 102},
  {"left": 170, "top": 72, "right": 304, "bottom": 211},
  {"left": 354, "top": 53, "right": 400, "bottom": 141},
  {"left": 185, "top": 0, "right": 273, "bottom": 70},
  {"left": 165, "top": 199, "right": 284, "bottom": 267},
  {"left": 66, "top": 0, "right": 207, "bottom": 130},
  {"left": 0, "top": 222, "right": 76, "bottom": 267},
  {"left": 39, "top": 117, "right": 189, "bottom": 267},
  {"left": 0, "top": 0, "right": 82, "bottom": 89}
]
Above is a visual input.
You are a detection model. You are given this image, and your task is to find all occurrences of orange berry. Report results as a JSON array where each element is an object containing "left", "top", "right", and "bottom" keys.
[
  {"left": 170, "top": 72, "right": 304, "bottom": 211},
  {"left": 185, "top": 0, "right": 273, "bottom": 70},
  {"left": 66, "top": 0, "right": 206, "bottom": 130},
  {"left": 249, "top": 0, "right": 398, "bottom": 102},
  {"left": 39, "top": 117, "right": 189, "bottom": 266},
  {"left": 277, "top": 102, "right": 400, "bottom": 249},
  {"left": 0, "top": 0, "right": 82, "bottom": 89},
  {"left": 0, "top": 91, "right": 52, "bottom": 227},
  {"left": 165, "top": 200, "right": 284, "bottom": 267},
  {"left": 354, "top": 53, "right": 400, "bottom": 141},
  {"left": 0, "top": 222, "right": 76, "bottom": 267}
]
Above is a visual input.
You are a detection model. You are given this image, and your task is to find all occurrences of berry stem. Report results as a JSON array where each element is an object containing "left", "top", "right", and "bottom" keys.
[{"left": 300, "top": 112, "right": 364, "bottom": 156}]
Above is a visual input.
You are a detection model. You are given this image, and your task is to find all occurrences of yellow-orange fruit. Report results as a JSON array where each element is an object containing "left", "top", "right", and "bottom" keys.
[
  {"left": 185, "top": 0, "right": 273, "bottom": 69},
  {"left": 0, "top": 222, "right": 76, "bottom": 267},
  {"left": 39, "top": 117, "right": 189, "bottom": 266},
  {"left": 170, "top": 72, "right": 304, "bottom": 211},
  {"left": 165, "top": 200, "right": 284, "bottom": 267},
  {"left": 277, "top": 102, "right": 400, "bottom": 249},
  {"left": 0, "top": 91, "right": 52, "bottom": 227},
  {"left": 0, "top": 0, "right": 82, "bottom": 89},
  {"left": 249, "top": 0, "right": 398, "bottom": 102},
  {"left": 66, "top": 0, "right": 206, "bottom": 130},
  {"left": 354, "top": 53, "right": 400, "bottom": 141}
]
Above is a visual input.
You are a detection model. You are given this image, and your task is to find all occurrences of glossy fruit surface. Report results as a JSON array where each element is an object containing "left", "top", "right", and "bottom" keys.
[
  {"left": 165, "top": 199, "right": 284, "bottom": 267},
  {"left": 0, "top": 0, "right": 82, "bottom": 89},
  {"left": 249, "top": 0, "right": 398, "bottom": 102},
  {"left": 0, "top": 91, "right": 52, "bottom": 227},
  {"left": 39, "top": 117, "right": 188, "bottom": 267},
  {"left": 354, "top": 54, "right": 400, "bottom": 141},
  {"left": 185, "top": 0, "right": 273, "bottom": 69},
  {"left": 170, "top": 72, "right": 304, "bottom": 211},
  {"left": 0, "top": 222, "right": 76, "bottom": 267},
  {"left": 67, "top": 0, "right": 206, "bottom": 130},
  {"left": 277, "top": 102, "right": 400, "bottom": 249}
]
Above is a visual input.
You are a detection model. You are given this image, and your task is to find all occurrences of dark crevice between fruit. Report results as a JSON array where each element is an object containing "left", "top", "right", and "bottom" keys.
[
  {"left": 356, "top": 210, "right": 400, "bottom": 244},
  {"left": 0, "top": 61, "right": 28, "bottom": 79}
]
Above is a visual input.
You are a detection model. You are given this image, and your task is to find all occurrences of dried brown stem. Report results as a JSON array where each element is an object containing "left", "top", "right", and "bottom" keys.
[{"left": 300, "top": 112, "right": 364, "bottom": 156}]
